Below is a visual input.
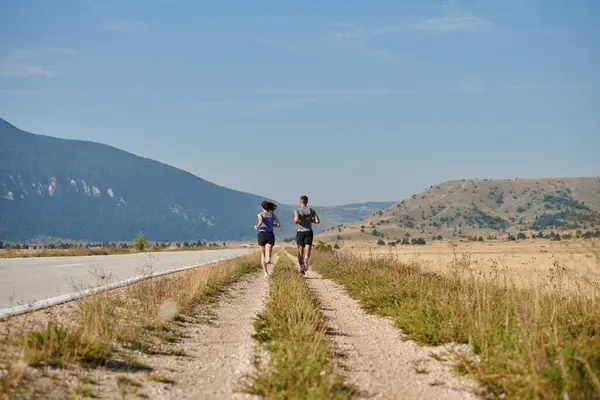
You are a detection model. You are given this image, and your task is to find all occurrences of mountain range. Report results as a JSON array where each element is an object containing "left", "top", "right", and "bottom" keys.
[
  {"left": 0, "top": 117, "right": 393, "bottom": 242},
  {"left": 319, "top": 177, "right": 600, "bottom": 242}
]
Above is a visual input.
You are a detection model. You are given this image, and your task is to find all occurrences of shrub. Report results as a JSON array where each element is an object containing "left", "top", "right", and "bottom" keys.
[
  {"left": 376, "top": 239, "right": 385, "bottom": 246},
  {"left": 133, "top": 232, "right": 148, "bottom": 251},
  {"left": 313, "top": 241, "right": 333, "bottom": 252},
  {"left": 517, "top": 232, "right": 527, "bottom": 240}
]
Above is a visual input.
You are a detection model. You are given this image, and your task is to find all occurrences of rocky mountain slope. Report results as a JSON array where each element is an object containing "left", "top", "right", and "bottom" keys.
[{"left": 0, "top": 118, "right": 392, "bottom": 242}]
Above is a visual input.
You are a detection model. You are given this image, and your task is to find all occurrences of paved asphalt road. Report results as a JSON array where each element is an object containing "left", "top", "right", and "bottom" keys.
[{"left": 0, "top": 249, "right": 255, "bottom": 310}]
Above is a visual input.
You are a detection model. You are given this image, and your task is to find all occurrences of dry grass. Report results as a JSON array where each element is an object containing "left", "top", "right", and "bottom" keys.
[
  {"left": 340, "top": 239, "right": 600, "bottom": 291},
  {"left": 0, "top": 247, "right": 133, "bottom": 259},
  {"left": 0, "top": 255, "right": 261, "bottom": 397},
  {"left": 312, "top": 247, "right": 600, "bottom": 399},
  {"left": 0, "top": 244, "right": 250, "bottom": 259},
  {"left": 242, "top": 255, "right": 355, "bottom": 399}
]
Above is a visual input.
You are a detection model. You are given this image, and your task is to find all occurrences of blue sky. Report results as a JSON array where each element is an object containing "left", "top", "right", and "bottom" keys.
[{"left": 1, "top": 0, "right": 598, "bottom": 205}]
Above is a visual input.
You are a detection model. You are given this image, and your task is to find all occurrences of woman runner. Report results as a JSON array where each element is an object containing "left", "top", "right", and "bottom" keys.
[{"left": 254, "top": 200, "right": 280, "bottom": 276}]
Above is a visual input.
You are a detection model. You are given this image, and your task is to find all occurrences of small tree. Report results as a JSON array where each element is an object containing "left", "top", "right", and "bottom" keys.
[
  {"left": 314, "top": 241, "right": 333, "bottom": 252},
  {"left": 133, "top": 232, "right": 148, "bottom": 250},
  {"left": 517, "top": 232, "right": 527, "bottom": 240},
  {"left": 376, "top": 239, "right": 385, "bottom": 246}
]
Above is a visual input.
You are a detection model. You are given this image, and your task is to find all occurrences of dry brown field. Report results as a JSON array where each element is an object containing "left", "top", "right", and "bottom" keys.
[{"left": 337, "top": 239, "right": 600, "bottom": 290}]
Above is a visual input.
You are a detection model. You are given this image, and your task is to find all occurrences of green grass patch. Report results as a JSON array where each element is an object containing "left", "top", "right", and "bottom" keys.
[
  {"left": 20, "top": 322, "right": 111, "bottom": 368},
  {"left": 78, "top": 376, "right": 97, "bottom": 385},
  {"left": 312, "top": 252, "right": 600, "bottom": 399},
  {"left": 149, "top": 374, "right": 175, "bottom": 385},
  {"left": 116, "top": 375, "right": 143, "bottom": 398},
  {"left": 156, "top": 332, "right": 176, "bottom": 344},
  {"left": 74, "top": 385, "right": 97, "bottom": 398},
  {"left": 242, "top": 254, "right": 355, "bottom": 399},
  {"left": 116, "top": 376, "right": 142, "bottom": 388},
  {"left": 163, "top": 348, "right": 186, "bottom": 357}
]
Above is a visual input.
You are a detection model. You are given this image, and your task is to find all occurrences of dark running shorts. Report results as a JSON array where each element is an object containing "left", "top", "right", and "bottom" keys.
[
  {"left": 258, "top": 231, "right": 275, "bottom": 246},
  {"left": 296, "top": 230, "right": 314, "bottom": 246}
]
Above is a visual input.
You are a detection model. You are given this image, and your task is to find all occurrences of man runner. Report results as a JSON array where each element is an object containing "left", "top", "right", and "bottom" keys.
[{"left": 294, "top": 195, "right": 319, "bottom": 275}]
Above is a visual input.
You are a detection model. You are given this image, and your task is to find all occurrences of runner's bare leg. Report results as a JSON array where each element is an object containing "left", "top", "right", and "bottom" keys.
[
  {"left": 259, "top": 245, "right": 268, "bottom": 273},
  {"left": 297, "top": 244, "right": 304, "bottom": 270},
  {"left": 265, "top": 243, "right": 273, "bottom": 263},
  {"left": 304, "top": 244, "right": 312, "bottom": 271}
]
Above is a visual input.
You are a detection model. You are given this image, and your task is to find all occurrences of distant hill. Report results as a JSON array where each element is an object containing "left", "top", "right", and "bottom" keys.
[
  {"left": 0, "top": 118, "right": 392, "bottom": 242},
  {"left": 319, "top": 177, "right": 600, "bottom": 242}
]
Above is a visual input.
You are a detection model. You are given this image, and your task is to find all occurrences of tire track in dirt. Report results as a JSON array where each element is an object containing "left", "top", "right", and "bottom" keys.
[
  {"left": 285, "top": 252, "right": 479, "bottom": 399},
  {"left": 137, "top": 255, "right": 276, "bottom": 400}
]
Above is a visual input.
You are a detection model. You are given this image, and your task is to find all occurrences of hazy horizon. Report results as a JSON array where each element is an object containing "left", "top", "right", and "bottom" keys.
[{"left": 1, "top": 0, "right": 598, "bottom": 204}]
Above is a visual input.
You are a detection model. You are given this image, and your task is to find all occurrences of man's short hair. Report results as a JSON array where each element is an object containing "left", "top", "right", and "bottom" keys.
[{"left": 300, "top": 195, "right": 308, "bottom": 204}]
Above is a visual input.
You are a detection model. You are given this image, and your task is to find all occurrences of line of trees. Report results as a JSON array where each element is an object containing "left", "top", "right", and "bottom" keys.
[
  {"left": 0, "top": 237, "right": 227, "bottom": 251},
  {"left": 378, "top": 237, "right": 427, "bottom": 246}
]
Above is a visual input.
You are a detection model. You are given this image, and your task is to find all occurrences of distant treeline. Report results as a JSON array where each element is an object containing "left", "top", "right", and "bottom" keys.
[{"left": 0, "top": 240, "right": 227, "bottom": 250}]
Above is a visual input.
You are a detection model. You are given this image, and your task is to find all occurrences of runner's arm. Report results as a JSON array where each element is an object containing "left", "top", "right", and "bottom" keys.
[
  {"left": 294, "top": 210, "right": 300, "bottom": 224},
  {"left": 312, "top": 210, "right": 320, "bottom": 224},
  {"left": 273, "top": 213, "right": 281, "bottom": 228},
  {"left": 254, "top": 213, "right": 263, "bottom": 230}
]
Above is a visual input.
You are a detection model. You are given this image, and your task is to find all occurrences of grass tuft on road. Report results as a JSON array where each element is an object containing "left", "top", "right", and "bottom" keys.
[
  {"left": 312, "top": 251, "right": 600, "bottom": 400},
  {"left": 242, "top": 255, "right": 355, "bottom": 399}
]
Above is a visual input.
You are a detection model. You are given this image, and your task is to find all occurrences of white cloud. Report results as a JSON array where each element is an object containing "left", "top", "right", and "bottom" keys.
[
  {"left": 185, "top": 88, "right": 417, "bottom": 114},
  {"left": 47, "top": 48, "right": 78, "bottom": 56},
  {"left": 256, "top": 89, "right": 396, "bottom": 97},
  {"left": 106, "top": 19, "right": 144, "bottom": 33},
  {"left": 11, "top": 48, "right": 77, "bottom": 59},
  {"left": 0, "top": 64, "right": 55, "bottom": 78},
  {"left": 0, "top": 47, "right": 75, "bottom": 79},
  {"left": 329, "top": 31, "right": 397, "bottom": 60},
  {"left": 410, "top": 14, "right": 491, "bottom": 32}
]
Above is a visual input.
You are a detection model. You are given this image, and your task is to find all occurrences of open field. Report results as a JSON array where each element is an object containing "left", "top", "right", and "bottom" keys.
[{"left": 335, "top": 239, "right": 600, "bottom": 290}]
